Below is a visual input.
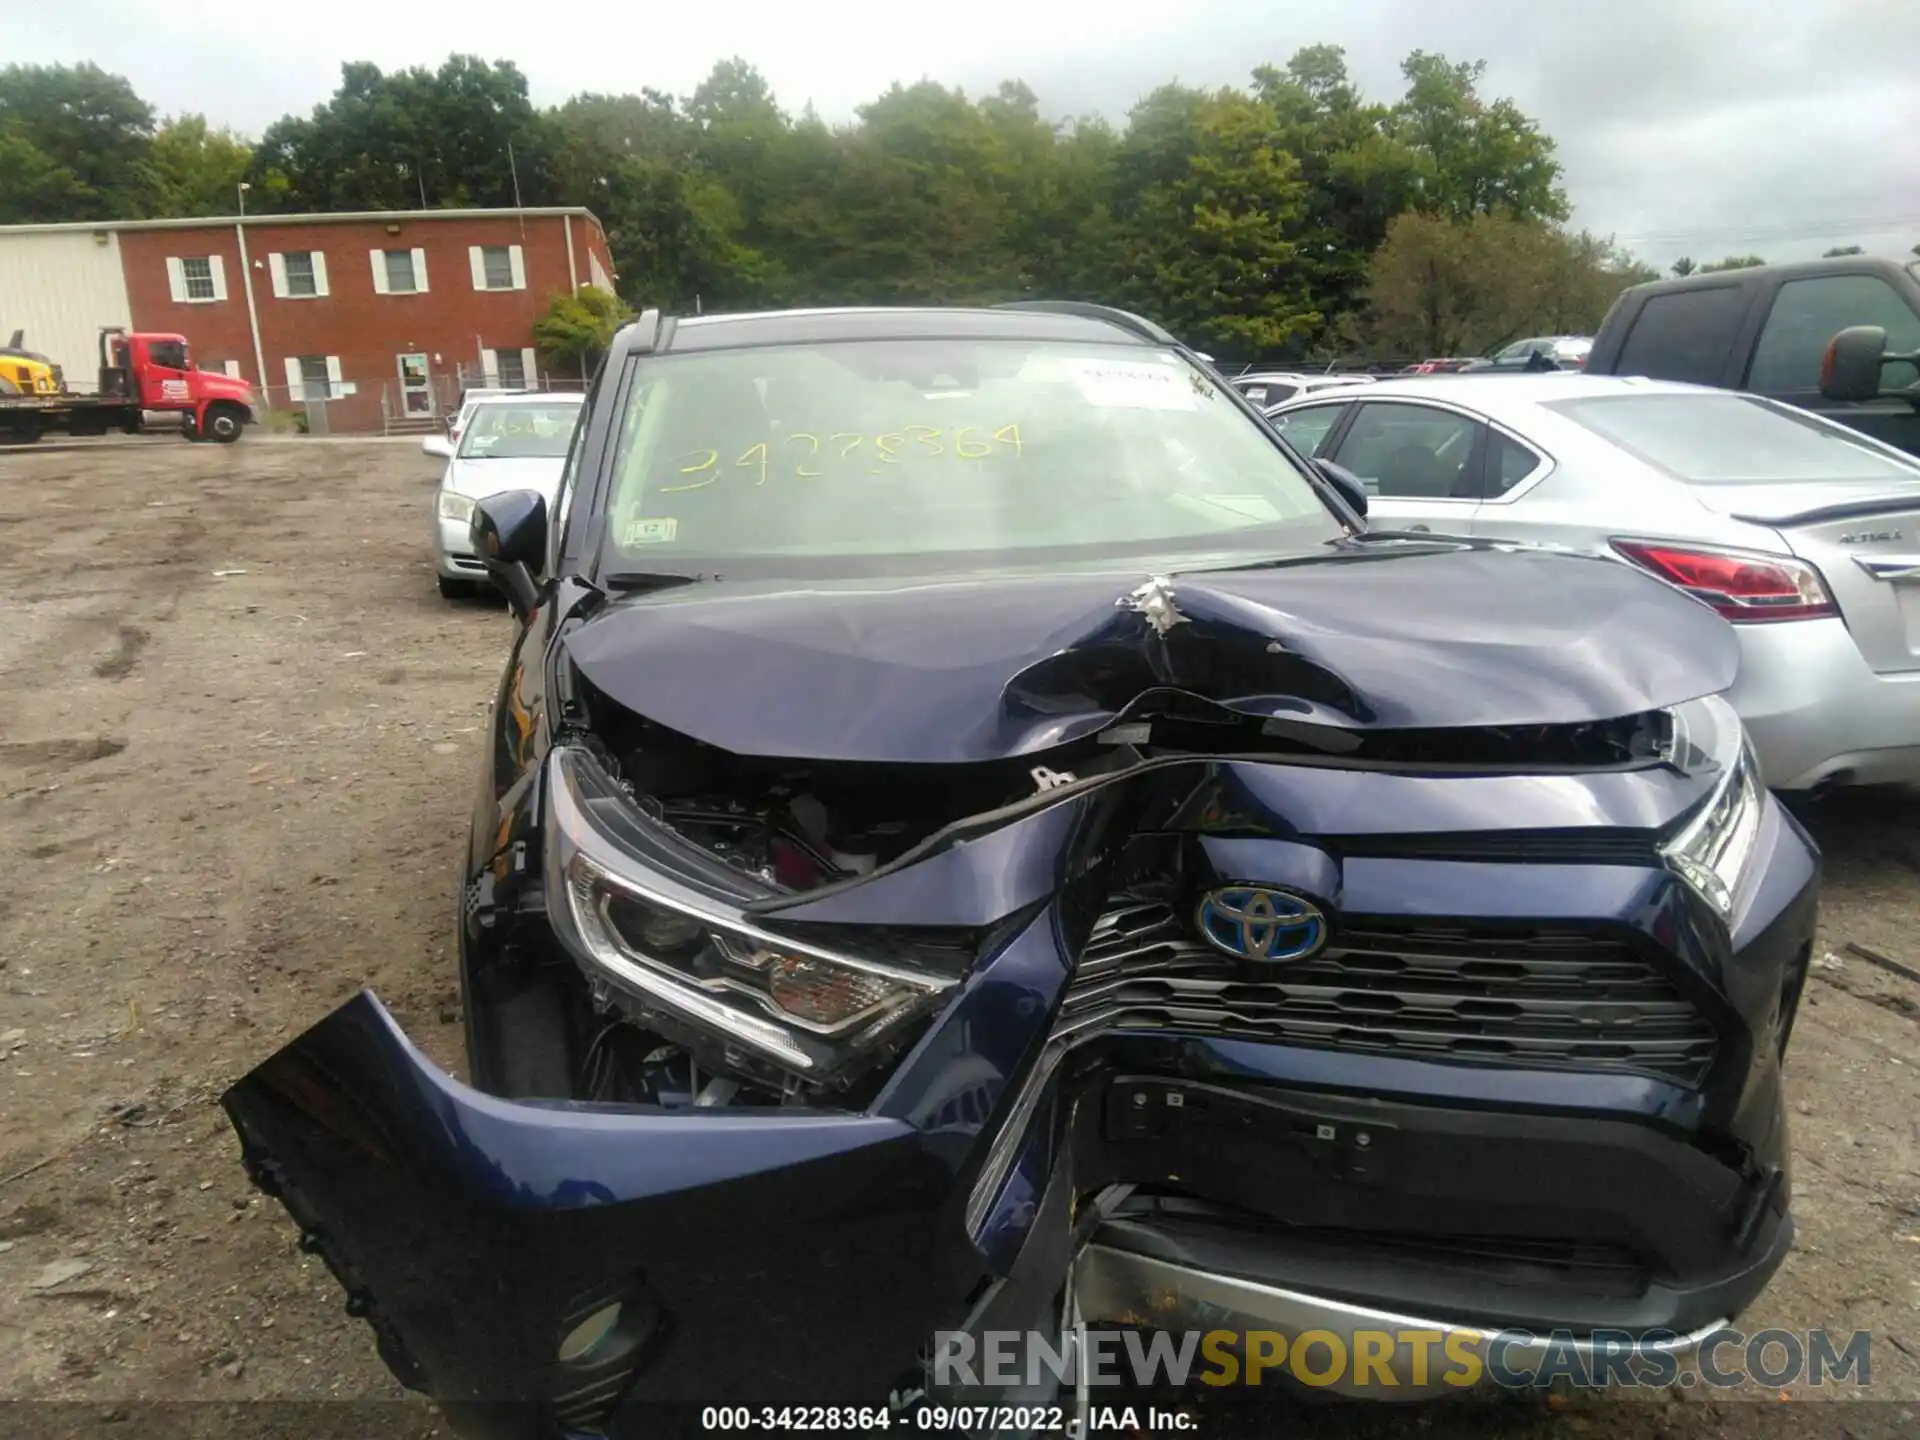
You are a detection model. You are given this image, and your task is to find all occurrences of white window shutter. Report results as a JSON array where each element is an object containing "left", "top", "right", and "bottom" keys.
[
  {"left": 370, "top": 250, "right": 390, "bottom": 295},
  {"left": 411, "top": 248, "right": 429, "bottom": 293},
  {"left": 166, "top": 257, "right": 187, "bottom": 303},
  {"left": 508, "top": 245, "right": 526, "bottom": 290},
  {"left": 469, "top": 246, "right": 487, "bottom": 290},
  {"left": 325, "top": 357, "right": 343, "bottom": 388},
  {"left": 268, "top": 253, "right": 289, "bottom": 298},
  {"left": 223, "top": 360, "right": 243, "bottom": 379},
  {"left": 283, "top": 356, "right": 303, "bottom": 401},
  {"left": 521, "top": 348, "right": 537, "bottom": 386},
  {"left": 481, "top": 349, "right": 500, "bottom": 384},
  {"left": 311, "top": 252, "right": 330, "bottom": 297},
  {"left": 208, "top": 255, "right": 228, "bottom": 301}
]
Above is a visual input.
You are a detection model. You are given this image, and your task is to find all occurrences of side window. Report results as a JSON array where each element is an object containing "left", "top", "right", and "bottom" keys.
[
  {"left": 1747, "top": 275, "right": 1920, "bottom": 393},
  {"left": 1268, "top": 402, "right": 1347, "bottom": 458},
  {"left": 1329, "top": 403, "right": 1483, "bottom": 499},
  {"left": 147, "top": 340, "right": 188, "bottom": 371},
  {"left": 1485, "top": 430, "right": 1545, "bottom": 496},
  {"left": 1614, "top": 287, "right": 1750, "bottom": 385}
]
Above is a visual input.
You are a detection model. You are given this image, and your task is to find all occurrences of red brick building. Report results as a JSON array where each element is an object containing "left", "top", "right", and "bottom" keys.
[{"left": 0, "top": 207, "right": 616, "bottom": 432}]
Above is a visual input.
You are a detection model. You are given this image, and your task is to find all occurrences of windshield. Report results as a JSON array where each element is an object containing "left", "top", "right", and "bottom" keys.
[
  {"left": 598, "top": 338, "right": 1339, "bottom": 579},
  {"left": 457, "top": 403, "right": 581, "bottom": 460},
  {"left": 1543, "top": 392, "right": 1920, "bottom": 485}
]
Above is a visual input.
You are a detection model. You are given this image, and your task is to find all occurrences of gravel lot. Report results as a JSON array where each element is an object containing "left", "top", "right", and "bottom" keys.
[{"left": 1, "top": 438, "right": 1917, "bottom": 1437}]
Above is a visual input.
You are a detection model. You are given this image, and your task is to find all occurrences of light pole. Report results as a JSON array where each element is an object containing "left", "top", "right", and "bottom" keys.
[{"left": 235, "top": 181, "right": 268, "bottom": 396}]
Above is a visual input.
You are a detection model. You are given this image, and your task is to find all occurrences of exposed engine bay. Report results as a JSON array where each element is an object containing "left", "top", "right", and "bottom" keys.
[{"left": 559, "top": 670, "right": 1681, "bottom": 1111}]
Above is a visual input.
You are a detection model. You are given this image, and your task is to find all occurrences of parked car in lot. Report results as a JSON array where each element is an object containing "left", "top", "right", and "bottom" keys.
[
  {"left": 225, "top": 304, "right": 1815, "bottom": 1435},
  {"left": 1587, "top": 255, "right": 1920, "bottom": 457},
  {"left": 1227, "top": 369, "right": 1374, "bottom": 406},
  {"left": 1402, "top": 357, "right": 1475, "bottom": 374},
  {"left": 1461, "top": 335, "right": 1592, "bottom": 372},
  {"left": 1265, "top": 373, "right": 1920, "bottom": 792},
  {"left": 424, "top": 392, "right": 584, "bottom": 598}
]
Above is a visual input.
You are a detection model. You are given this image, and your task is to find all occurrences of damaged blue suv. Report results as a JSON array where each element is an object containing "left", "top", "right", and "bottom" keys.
[{"left": 223, "top": 303, "right": 1817, "bottom": 1437}]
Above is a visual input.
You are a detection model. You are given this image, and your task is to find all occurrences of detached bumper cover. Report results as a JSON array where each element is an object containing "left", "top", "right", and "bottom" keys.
[{"left": 223, "top": 995, "right": 975, "bottom": 1433}]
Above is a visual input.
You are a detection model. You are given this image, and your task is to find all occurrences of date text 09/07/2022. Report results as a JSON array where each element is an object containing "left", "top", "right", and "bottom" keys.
[{"left": 697, "top": 1406, "right": 1188, "bottom": 1434}]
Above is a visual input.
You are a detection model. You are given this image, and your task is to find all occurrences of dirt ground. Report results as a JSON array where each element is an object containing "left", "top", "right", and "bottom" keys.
[{"left": 0, "top": 437, "right": 1917, "bottom": 1438}]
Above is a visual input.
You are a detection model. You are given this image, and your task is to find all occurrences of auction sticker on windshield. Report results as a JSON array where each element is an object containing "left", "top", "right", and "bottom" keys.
[
  {"left": 622, "top": 517, "right": 678, "bottom": 545},
  {"left": 1071, "top": 359, "right": 1198, "bottom": 411}
]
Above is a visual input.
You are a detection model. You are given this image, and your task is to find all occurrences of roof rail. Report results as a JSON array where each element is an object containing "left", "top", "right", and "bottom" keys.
[
  {"left": 993, "top": 300, "right": 1178, "bottom": 346},
  {"left": 627, "top": 307, "right": 665, "bottom": 354}
]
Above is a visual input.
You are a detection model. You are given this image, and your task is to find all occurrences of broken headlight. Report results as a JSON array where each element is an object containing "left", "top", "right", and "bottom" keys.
[
  {"left": 546, "top": 747, "right": 964, "bottom": 1079},
  {"left": 1660, "top": 726, "right": 1764, "bottom": 919}
]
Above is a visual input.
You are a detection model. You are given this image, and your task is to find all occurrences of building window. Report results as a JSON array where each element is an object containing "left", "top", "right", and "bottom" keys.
[
  {"left": 494, "top": 349, "right": 527, "bottom": 389},
  {"left": 298, "top": 356, "right": 332, "bottom": 401},
  {"left": 285, "top": 252, "right": 317, "bottom": 296},
  {"left": 168, "top": 255, "right": 227, "bottom": 302},
  {"left": 384, "top": 250, "right": 418, "bottom": 293},
  {"left": 482, "top": 246, "right": 514, "bottom": 289},
  {"left": 181, "top": 257, "right": 215, "bottom": 300}
]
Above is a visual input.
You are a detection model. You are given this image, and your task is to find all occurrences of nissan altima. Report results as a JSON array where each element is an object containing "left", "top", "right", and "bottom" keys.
[
  {"left": 224, "top": 304, "right": 1818, "bottom": 1439},
  {"left": 1263, "top": 374, "right": 1920, "bottom": 793}
]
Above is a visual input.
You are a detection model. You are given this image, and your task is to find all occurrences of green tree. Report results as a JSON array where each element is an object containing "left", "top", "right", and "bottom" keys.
[
  {"left": 1358, "top": 212, "right": 1652, "bottom": 359},
  {"left": 1671, "top": 256, "right": 1696, "bottom": 276},
  {"left": 149, "top": 115, "right": 252, "bottom": 216},
  {"left": 1699, "top": 254, "right": 1767, "bottom": 272},
  {"left": 250, "top": 56, "right": 556, "bottom": 212},
  {"left": 1392, "top": 53, "right": 1568, "bottom": 223},
  {"left": 0, "top": 62, "right": 156, "bottom": 220},
  {"left": 1253, "top": 47, "right": 1423, "bottom": 347},
  {"left": 1120, "top": 90, "right": 1319, "bottom": 356},
  {"left": 1821, "top": 244, "right": 1864, "bottom": 257},
  {"left": 533, "top": 285, "right": 635, "bottom": 375}
]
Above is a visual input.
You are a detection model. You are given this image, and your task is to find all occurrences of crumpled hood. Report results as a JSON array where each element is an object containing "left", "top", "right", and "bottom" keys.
[{"left": 563, "top": 539, "right": 1739, "bottom": 763}]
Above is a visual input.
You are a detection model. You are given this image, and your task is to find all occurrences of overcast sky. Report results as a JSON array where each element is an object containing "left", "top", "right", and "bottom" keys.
[{"left": 5, "top": 0, "right": 1916, "bottom": 270}]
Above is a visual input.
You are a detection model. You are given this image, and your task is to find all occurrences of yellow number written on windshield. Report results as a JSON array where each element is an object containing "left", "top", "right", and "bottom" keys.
[{"left": 659, "top": 424, "right": 1022, "bottom": 491}]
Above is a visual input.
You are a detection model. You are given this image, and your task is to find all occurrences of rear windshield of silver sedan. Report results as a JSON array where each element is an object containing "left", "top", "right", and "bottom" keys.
[{"left": 1542, "top": 392, "right": 1920, "bottom": 484}]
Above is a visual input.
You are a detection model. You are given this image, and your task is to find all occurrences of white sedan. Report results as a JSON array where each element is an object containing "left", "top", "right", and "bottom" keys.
[
  {"left": 1264, "top": 374, "right": 1920, "bottom": 794},
  {"left": 424, "top": 392, "right": 585, "bottom": 599}
]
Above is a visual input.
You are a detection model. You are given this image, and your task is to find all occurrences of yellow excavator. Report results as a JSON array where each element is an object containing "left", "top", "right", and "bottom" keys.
[{"left": 0, "top": 330, "right": 62, "bottom": 396}]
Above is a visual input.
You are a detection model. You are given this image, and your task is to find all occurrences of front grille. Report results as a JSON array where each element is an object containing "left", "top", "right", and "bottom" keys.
[{"left": 1063, "top": 899, "right": 1717, "bottom": 1085}]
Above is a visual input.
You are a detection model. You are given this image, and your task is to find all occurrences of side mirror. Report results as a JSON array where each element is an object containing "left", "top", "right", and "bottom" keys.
[
  {"left": 1820, "top": 325, "right": 1892, "bottom": 402},
  {"left": 1315, "top": 459, "right": 1368, "bottom": 520},
  {"left": 470, "top": 490, "right": 547, "bottom": 619},
  {"left": 422, "top": 435, "right": 452, "bottom": 459}
]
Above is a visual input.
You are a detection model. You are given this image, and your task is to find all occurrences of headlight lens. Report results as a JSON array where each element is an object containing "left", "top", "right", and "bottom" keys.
[
  {"left": 1661, "top": 735, "right": 1764, "bottom": 918},
  {"left": 437, "top": 491, "right": 476, "bottom": 524},
  {"left": 548, "top": 748, "right": 965, "bottom": 1078}
]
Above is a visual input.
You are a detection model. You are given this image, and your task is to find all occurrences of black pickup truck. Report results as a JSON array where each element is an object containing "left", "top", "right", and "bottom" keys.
[{"left": 1587, "top": 255, "right": 1920, "bottom": 456}]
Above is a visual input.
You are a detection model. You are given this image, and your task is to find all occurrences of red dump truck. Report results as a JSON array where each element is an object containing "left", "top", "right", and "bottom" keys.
[{"left": 0, "top": 327, "right": 256, "bottom": 444}]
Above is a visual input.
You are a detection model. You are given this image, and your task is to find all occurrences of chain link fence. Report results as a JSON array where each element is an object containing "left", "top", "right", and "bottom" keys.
[{"left": 250, "top": 363, "right": 591, "bottom": 437}]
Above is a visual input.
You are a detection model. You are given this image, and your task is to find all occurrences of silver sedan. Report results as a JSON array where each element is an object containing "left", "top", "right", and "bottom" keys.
[
  {"left": 1264, "top": 374, "right": 1920, "bottom": 793},
  {"left": 423, "top": 392, "right": 584, "bottom": 599}
]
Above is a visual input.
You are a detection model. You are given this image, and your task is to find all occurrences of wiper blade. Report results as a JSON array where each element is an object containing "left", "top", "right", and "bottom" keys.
[{"left": 599, "top": 570, "right": 708, "bottom": 594}]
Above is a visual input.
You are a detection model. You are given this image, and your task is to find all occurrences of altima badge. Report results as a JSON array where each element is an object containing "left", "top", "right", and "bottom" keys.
[{"left": 1195, "top": 886, "right": 1329, "bottom": 962}]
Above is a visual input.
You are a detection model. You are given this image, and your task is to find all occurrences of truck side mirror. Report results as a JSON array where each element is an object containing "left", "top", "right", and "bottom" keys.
[
  {"left": 1820, "top": 326, "right": 1890, "bottom": 402},
  {"left": 470, "top": 490, "right": 547, "bottom": 619},
  {"left": 423, "top": 435, "right": 452, "bottom": 459}
]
